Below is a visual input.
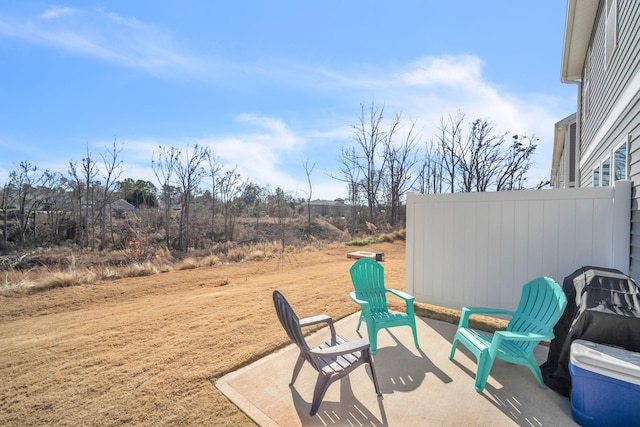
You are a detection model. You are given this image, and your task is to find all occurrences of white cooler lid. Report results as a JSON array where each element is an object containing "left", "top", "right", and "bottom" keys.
[{"left": 570, "top": 340, "right": 640, "bottom": 386}]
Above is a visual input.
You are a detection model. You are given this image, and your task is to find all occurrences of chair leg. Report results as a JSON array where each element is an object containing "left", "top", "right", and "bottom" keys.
[
  {"left": 474, "top": 350, "right": 494, "bottom": 392},
  {"left": 448, "top": 334, "right": 459, "bottom": 360},
  {"left": 290, "top": 353, "right": 305, "bottom": 386},
  {"left": 309, "top": 375, "right": 332, "bottom": 416},
  {"left": 367, "top": 323, "right": 378, "bottom": 354},
  {"left": 363, "top": 349, "right": 382, "bottom": 396},
  {"left": 525, "top": 354, "right": 547, "bottom": 389},
  {"left": 411, "top": 321, "right": 419, "bottom": 349},
  {"left": 356, "top": 312, "right": 364, "bottom": 332}
]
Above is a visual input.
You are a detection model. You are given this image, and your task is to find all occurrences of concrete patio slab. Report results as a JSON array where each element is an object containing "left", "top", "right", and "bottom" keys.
[{"left": 216, "top": 313, "right": 578, "bottom": 426}]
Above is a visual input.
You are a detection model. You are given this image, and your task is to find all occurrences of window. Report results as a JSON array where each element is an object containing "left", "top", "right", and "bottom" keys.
[
  {"left": 614, "top": 140, "right": 627, "bottom": 181},
  {"left": 593, "top": 167, "right": 600, "bottom": 187},
  {"left": 606, "top": 0, "right": 617, "bottom": 65},
  {"left": 601, "top": 157, "right": 611, "bottom": 186}
]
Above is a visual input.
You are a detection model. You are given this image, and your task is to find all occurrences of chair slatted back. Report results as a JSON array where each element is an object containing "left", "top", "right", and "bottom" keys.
[
  {"left": 508, "top": 277, "right": 568, "bottom": 354},
  {"left": 273, "top": 290, "right": 311, "bottom": 353},
  {"left": 350, "top": 258, "right": 389, "bottom": 314}
]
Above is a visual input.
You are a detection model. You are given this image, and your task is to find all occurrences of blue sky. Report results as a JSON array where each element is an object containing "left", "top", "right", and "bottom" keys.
[{"left": 0, "top": 1, "right": 576, "bottom": 199}]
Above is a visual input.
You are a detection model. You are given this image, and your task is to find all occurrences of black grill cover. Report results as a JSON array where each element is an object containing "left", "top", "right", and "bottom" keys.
[{"left": 540, "top": 266, "right": 640, "bottom": 396}]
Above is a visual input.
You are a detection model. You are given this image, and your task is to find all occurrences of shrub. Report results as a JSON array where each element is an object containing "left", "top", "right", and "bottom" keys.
[
  {"left": 122, "top": 262, "right": 158, "bottom": 278},
  {"left": 34, "top": 270, "right": 96, "bottom": 292},
  {"left": 225, "top": 248, "right": 246, "bottom": 263},
  {"left": 176, "top": 258, "right": 199, "bottom": 270},
  {"left": 200, "top": 255, "right": 219, "bottom": 267}
]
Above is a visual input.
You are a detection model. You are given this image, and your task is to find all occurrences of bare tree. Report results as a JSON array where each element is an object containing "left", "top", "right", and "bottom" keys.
[
  {"left": 67, "top": 161, "right": 85, "bottom": 247},
  {"left": 98, "top": 139, "right": 123, "bottom": 250},
  {"left": 174, "top": 144, "right": 208, "bottom": 251},
  {"left": 9, "top": 161, "right": 45, "bottom": 244},
  {"left": 331, "top": 146, "right": 362, "bottom": 233},
  {"left": 352, "top": 102, "right": 388, "bottom": 226},
  {"left": 302, "top": 158, "right": 316, "bottom": 235},
  {"left": 496, "top": 134, "right": 537, "bottom": 191},
  {"left": 383, "top": 115, "right": 420, "bottom": 226},
  {"left": 40, "top": 171, "right": 68, "bottom": 244},
  {"left": 78, "top": 146, "right": 99, "bottom": 250},
  {"left": 458, "top": 119, "right": 507, "bottom": 192},
  {"left": 217, "top": 167, "right": 244, "bottom": 242},
  {"left": 152, "top": 146, "right": 180, "bottom": 248},
  {"left": 1, "top": 179, "right": 12, "bottom": 251},
  {"left": 415, "top": 139, "right": 445, "bottom": 194},
  {"left": 437, "top": 111, "right": 465, "bottom": 193},
  {"left": 206, "top": 151, "right": 223, "bottom": 239},
  {"left": 431, "top": 115, "right": 538, "bottom": 193}
]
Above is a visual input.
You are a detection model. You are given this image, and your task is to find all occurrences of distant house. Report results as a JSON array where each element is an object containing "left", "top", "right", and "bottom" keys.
[
  {"left": 552, "top": 0, "right": 640, "bottom": 278},
  {"left": 110, "top": 199, "right": 136, "bottom": 218},
  {"left": 551, "top": 113, "right": 577, "bottom": 189},
  {"left": 308, "top": 199, "right": 349, "bottom": 217}
]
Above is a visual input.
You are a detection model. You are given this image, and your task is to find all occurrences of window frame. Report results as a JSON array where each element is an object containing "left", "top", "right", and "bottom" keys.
[
  {"left": 601, "top": 156, "right": 611, "bottom": 187},
  {"left": 613, "top": 139, "right": 628, "bottom": 181}
]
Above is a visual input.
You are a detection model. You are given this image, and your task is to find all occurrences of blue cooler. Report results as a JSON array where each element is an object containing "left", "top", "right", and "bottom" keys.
[{"left": 569, "top": 340, "right": 640, "bottom": 427}]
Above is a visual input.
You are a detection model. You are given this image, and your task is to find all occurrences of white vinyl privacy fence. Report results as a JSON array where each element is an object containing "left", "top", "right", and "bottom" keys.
[{"left": 405, "top": 181, "right": 632, "bottom": 311}]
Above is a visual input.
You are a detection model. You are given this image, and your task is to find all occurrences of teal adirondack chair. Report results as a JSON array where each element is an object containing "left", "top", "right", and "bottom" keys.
[
  {"left": 349, "top": 258, "right": 419, "bottom": 354},
  {"left": 449, "top": 277, "right": 567, "bottom": 392}
]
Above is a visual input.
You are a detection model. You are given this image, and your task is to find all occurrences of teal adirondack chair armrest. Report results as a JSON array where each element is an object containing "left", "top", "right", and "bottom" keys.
[
  {"left": 349, "top": 291, "right": 373, "bottom": 316},
  {"left": 487, "top": 330, "right": 555, "bottom": 361},
  {"left": 386, "top": 288, "right": 415, "bottom": 315},
  {"left": 458, "top": 306, "right": 514, "bottom": 328},
  {"left": 494, "top": 331, "right": 554, "bottom": 341},
  {"left": 386, "top": 288, "right": 415, "bottom": 302}
]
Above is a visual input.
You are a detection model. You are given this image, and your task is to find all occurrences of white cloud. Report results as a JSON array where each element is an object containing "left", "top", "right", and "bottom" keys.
[
  {"left": 196, "top": 115, "right": 308, "bottom": 192},
  {"left": 235, "top": 114, "right": 303, "bottom": 150},
  {"left": 0, "top": 7, "right": 201, "bottom": 75},
  {"left": 398, "top": 55, "right": 485, "bottom": 88},
  {"left": 106, "top": 115, "right": 308, "bottom": 196},
  {"left": 38, "top": 6, "right": 79, "bottom": 20}
]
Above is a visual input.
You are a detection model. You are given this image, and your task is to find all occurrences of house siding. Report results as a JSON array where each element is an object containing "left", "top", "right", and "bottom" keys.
[
  {"left": 556, "top": 153, "right": 567, "bottom": 188},
  {"left": 554, "top": 121, "right": 578, "bottom": 189},
  {"left": 578, "top": 1, "right": 640, "bottom": 280}
]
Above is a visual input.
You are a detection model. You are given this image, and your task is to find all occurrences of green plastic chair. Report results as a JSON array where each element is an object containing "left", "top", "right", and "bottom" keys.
[
  {"left": 349, "top": 258, "right": 419, "bottom": 354},
  {"left": 449, "top": 277, "right": 568, "bottom": 392}
]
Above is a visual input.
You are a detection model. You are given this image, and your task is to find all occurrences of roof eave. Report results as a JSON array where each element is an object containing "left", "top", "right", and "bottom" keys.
[{"left": 561, "top": 0, "right": 599, "bottom": 83}]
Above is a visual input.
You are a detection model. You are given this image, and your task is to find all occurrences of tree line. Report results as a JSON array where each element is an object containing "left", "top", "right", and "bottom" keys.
[
  {"left": 335, "top": 104, "right": 542, "bottom": 230},
  {"left": 1, "top": 103, "right": 541, "bottom": 253}
]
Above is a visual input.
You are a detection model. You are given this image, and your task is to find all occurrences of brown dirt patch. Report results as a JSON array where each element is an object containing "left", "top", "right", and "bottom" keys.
[{"left": 0, "top": 241, "right": 505, "bottom": 426}]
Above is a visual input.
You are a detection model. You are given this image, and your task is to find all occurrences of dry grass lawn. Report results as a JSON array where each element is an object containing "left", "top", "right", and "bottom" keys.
[{"left": 0, "top": 241, "right": 504, "bottom": 426}]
